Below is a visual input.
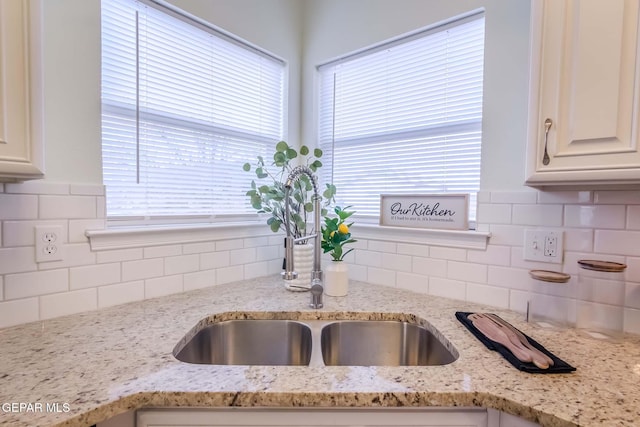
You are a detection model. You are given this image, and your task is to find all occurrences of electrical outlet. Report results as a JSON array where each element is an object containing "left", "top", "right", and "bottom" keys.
[
  {"left": 523, "top": 229, "right": 563, "bottom": 264},
  {"left": 35, "top": 225, "right": 64, "bottom": 263}
]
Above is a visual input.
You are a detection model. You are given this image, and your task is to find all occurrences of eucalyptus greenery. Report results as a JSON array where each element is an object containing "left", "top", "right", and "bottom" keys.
[{"left": 243, "top": 141, "right": 336, "bottom": 238}]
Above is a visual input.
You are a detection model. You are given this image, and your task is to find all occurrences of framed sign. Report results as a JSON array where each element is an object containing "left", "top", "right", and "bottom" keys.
[{"left": 380, "top": 193, "right": 469, "bottom": 230}]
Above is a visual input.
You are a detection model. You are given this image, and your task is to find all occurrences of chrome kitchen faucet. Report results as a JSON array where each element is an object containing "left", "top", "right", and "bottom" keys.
[{"left": 281, "top": 165, "right": 323, "bottom": 308}]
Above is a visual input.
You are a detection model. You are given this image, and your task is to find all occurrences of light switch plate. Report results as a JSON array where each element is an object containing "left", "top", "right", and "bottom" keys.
[{"left": 523, "top": 229, "right": 563, "bottom": 264}]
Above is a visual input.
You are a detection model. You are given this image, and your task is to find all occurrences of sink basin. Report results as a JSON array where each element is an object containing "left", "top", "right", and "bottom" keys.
[
  {"left": 320, "top": 320, "right": 457, "bottom": 366},
  {"left": 174, "top": 320, "right": 312, "bottom": 366}
]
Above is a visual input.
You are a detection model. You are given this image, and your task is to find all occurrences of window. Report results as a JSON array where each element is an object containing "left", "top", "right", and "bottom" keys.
[
  {"left": 101, "top": 0, "right": 285, "bottom": 221},
  {"left": 318, "top": 12, "right": 485, "bottom": 224}
]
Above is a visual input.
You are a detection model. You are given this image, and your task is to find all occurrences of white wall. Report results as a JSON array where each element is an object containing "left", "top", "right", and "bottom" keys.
[{"left": 300, "top": 0, "right": 532, "bottom": 191}]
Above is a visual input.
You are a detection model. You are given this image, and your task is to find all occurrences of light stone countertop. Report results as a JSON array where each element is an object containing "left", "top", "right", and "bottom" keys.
[{"left": 1, "top": 276, "right": 639, "bottom": 427}]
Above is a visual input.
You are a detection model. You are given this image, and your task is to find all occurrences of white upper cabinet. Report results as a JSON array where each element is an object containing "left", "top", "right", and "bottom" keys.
[
  {"left": 526, "top": 0, "right": 640, "bottom": 186},
  {"left": 0, "top": 0, "right": 44, "bottom": 182}
]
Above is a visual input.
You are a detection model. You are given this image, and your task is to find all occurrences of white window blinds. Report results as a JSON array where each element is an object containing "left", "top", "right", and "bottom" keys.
[
  {"left": 101, "top": 0, "right": 285, "bottom": 220},
  {"left": 318, "top": 12, "right": 484, "bottom": 223}
]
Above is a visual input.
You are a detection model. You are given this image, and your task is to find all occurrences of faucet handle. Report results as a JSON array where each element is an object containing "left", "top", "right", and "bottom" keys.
[{"left": 309, "top": 279, "right": 323, "bottom": 309}]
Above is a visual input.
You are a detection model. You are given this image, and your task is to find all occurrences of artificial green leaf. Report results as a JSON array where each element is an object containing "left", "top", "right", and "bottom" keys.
[
  {"left": 300, "top": 145, "right": 309, "bottom": 155},
  {"left": 285, "top": 148, "right": 298, "bottom": 159},
  {"left": 270, "top": 219, "right": 282, "bottom": 233},
  {"left": 276, "top": 141, "right": 288, "bottom": 152},
  {"left": 314, "top": 148, "right": 323, "bottom": 157},
  {"left": 273, "top": 151, "right": 286, "bottom": 165},
  {"left": 242, "top": 163, "right": 251, "bottom": 172},
  {"left": 304, "top": 202, "right": 313, "bottom": 212},
  {"left": 311, "top": 160, "right": 322, "bottom": 169},
  {"left": 258, "top": 185, "right": 270, "bottom": 193}
]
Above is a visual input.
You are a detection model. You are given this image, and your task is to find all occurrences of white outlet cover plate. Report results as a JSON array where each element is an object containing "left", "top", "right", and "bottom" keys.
[
  {"left": 523, "top": 229, "right": 563, "bottom": 264},
  {"left": 35, "top": 225, "right": 64, "bottom": 263}
]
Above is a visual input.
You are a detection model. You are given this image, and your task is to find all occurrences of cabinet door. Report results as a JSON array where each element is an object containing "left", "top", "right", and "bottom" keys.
[
  {"left": 137, "top": 408, "right": 488, "bottom": 427},
  {"left": 526, "top": 0, "right": 640, "bottom": 186},
  {"left": 0, "top": 0, "right": 43, "bottom": 181}
]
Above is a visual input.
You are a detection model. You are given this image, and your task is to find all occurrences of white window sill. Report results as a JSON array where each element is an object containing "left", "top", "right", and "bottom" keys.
[
  {"left": 86, "top": 221, "right": 490, "bottom": 251},
  {"left": 85, "top": 221, "right": 272, "bottom": 251},
  {"left": 352, "top": 223, "right": 491, "bottom": 250}
]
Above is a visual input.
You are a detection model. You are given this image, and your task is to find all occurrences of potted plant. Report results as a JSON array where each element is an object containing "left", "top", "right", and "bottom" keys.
[
  {"left": 321, "top": 206, "right": 357, "bottom": 296},
  {"left": 243, "top": 141, "right": 336, "bottom": 289}
]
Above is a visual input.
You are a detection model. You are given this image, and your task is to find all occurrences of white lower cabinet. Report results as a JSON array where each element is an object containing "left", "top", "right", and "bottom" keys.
[{"left": 136, "top": 408, "right": 489, "bottom": 427}]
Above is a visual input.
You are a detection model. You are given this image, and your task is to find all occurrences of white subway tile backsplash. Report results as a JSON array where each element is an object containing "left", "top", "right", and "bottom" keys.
[
  {"left": 144, "top": 245, "right": 182, "bottom": 259},
  {"left": 96, "top": 248, "right": 143, "bottom": 264},
  {"left": 184, "top": 270, "right": 216, "bottom": 291},
  {"left": 447, "top": 261, "right": 487, "bottom": 283},
  {"left": 624, "top": 308, "right": 640, "bottom": 335},
  {"left": 200, "top": 251, "right": 230, "bottom": 269},
  {"left": 366, "top": 267, "right": 396, "bottom": 286},
  {"left": 98, "top": 281, "right": 145, "bottom": 308},
  {"left": 429, "top": 277, "right": 466, "bottom": 300},
  {"left": 594, "top": 190, "right": 640, "bottom": 204},
  {"left": 165, "top": 254, "right": 199, "bottom": 275},
  {"left": 69, "top": 219, "right": 105, "bottom": 243},
  {"left": 244, "top": 261, "right": 269, "bottom": 279},
  {"left": 488, "top": 266, "right": 532, "bottom": 291},
  {"left": 229, "top": 248, "right": 257, "bottom": 266},
  {"left": 382, "top": 253, "right": 412, "bottom": 272},
  {"left": 538, "top": 190, "right": 592, "bottom": 204},
  {"left": 487, "top": 224, "right": 526, "bottom": 246},
  {"left": 512, "top": 204, "right": 563, "bottom": 226},
  {"left": 40, "top": 288, "right": 97, "bottom": 320},
  {"left": 144, "top": 275, "right": 183, "bottom": 298},
  {"left": 183, "top": 241, "right": 216, "bottom": 254},
  {"left": 368, "top": 240, "right": 397, "bottom": 253},
  {"left": 243, "top": 236, "right": 269, "bottom": 248},
  {"left": 594, "top": 230, "right": 640, "bottom": 257},
  {"left": 626, "top": 257, "right": 640, "bottom": 283},
  {"left": 564, "top": 205, "right": 626, "bottom": 229},
  {"left": 6, "top": 181, "right": 69, "bottom": 195},
  {"left": 0, "top": 298, "right": 39, "bottom": 328},
  {"left": 3, "top": 181, "right": 640, "bottom": 337},
  {"left": 627, "top": 206, "right": 640, "bottom": 230},
  {"left": 355, "top": 250, "right": 382, "bottom": 267},
  {"left": 490, "top": 190, "right": 537, "bottom": 204},
  {"left": 70, "top": 263, "right": 120, "bottom": 290},
  {"left": 5, "top": 269, "right": 69, "bottom": 299},
  {"left": 256, "top": 245, "right": 281, "bottom": 261},
  {"left": 466, "top": 283, "right": 509, "bottom": 309},
  {"left": 0, "top": 247, "right": 38, "bottom": 274},
  {"left": 122, "top": 258, "right": 164, "bottom": 281},
  {"left": 397, "top": 243, "right": 429, "bottom": 257},
  {"left": 38, "top": 243, "right": 96, "bottom": 270},
  {"left": 39, "top": 195, "right": 96, "bottom": 219},
  {"left": 429, "top": 246, "right": 466, "bottom": 261},
  {"left": 0, "top": 194, "right": 38, "bottom": 220},
  {"left": 216, "top": 265, "right": 244, "bottom": 285},
  {"left": 411, "top": 256, "right": 447, "bottom": 278},
  {"left": 2, "top": 220, "right": 67, "bottom": 247},
  {"left": 563, "top": 228, "right": 594, "bottom": 252},
  {"left": 466, "top": 245, "right": 511, "bottom": 266},
  {"left": 396, "top": 272, "right": 428, "bottom": 293},
  {"left": 69, "top": 184, "right": 105, "bottom": 196},
  {"left": 477, "top": 203, "right": 511, "bottom": 224},
  {"left": 216, "top": 239, "right": 243, "bottom": 251}
]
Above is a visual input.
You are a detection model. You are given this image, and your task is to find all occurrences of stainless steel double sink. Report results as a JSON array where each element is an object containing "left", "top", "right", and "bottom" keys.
[{"left": 173, "top": 319, "right": 458, "bottom": 367}]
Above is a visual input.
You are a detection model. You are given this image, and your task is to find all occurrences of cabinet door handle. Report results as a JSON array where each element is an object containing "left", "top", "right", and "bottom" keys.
[{"left": 542, "top": 118, "right": 552, "bottom": 165}]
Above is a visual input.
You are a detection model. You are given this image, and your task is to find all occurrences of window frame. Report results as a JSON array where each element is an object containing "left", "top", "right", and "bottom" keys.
[{"left": 315, "top": 10, "right": 485, "bottom": 229}]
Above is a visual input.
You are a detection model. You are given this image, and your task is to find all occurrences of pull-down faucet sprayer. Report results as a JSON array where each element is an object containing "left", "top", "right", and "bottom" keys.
[{"left": 281, "top": 166, "right": 323, "bottom": 308}]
